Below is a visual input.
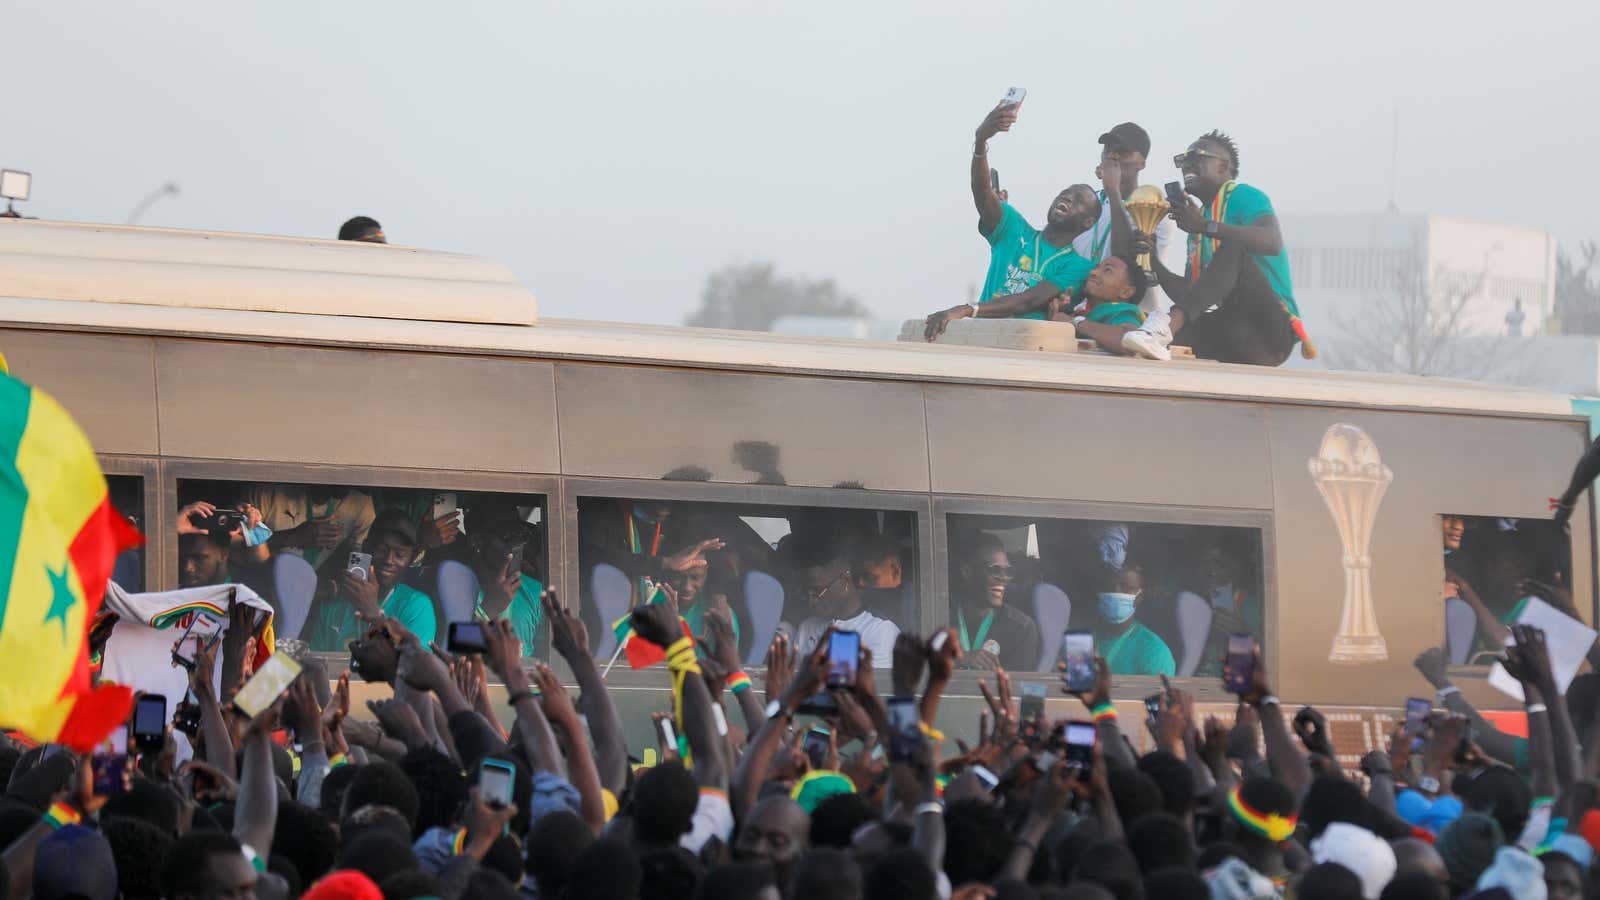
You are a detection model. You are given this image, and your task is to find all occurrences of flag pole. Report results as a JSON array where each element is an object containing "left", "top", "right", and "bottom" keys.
[{"left": 601, "top": 641, "right": 627, "bottom": 680}]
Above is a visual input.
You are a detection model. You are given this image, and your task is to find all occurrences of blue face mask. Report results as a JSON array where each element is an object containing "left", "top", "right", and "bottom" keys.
[
  {"left": 241, "top": 523, "right": 273, "bottom": 548},
  {"left": 1097, "top": 591, "right": 1138, "bottom": 624}
]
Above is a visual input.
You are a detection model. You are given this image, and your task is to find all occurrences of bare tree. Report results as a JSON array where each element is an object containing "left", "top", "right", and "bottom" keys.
[
  {"left": 1555, "top": 241, "right": 1600, "bottom": 335},
  {"left": 1324, "top": 257, "right": 1543, "bottom": 382},
  {"left": 684, "top": 261, "right": 868, "bottom": 332}
]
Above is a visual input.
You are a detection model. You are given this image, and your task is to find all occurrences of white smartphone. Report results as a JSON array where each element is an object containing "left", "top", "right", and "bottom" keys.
[
  {"left": 347, "top": 552, "right": 373, "bottom": 581},
  {"left": 973, "top": 764, "right": 1000, "bottom": 792},
  {"left": 1000, "top": 86, "right": 1026, "bottom": 107},
  {"left": 232, "top": 653, "right": 303, "bottom": 718}
]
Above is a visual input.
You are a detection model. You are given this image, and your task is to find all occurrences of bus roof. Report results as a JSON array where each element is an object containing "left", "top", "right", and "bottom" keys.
[{"left": 0, "top": 218, "right": 1574, "bottom": 419}]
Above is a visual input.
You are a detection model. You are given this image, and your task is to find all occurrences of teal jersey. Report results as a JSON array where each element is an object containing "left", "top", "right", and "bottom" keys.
[
  {"left": 1190, "top": 182, "right": 1297, "bottom": 317},
  {"left": 1101, "top": 622, "right": 1176, "bottom": 676},
  {"left": 980, "top": 204, "right": 1095, "bottom": 317},
  {"left": 478, "top": 573, "right": 546, "bottom": 658},
  {"left": 1085, "top": 302, "right": 1143, "bottom": 327},
  {"left": 308, "top": 582, "right": 437, "bottom": 652}
]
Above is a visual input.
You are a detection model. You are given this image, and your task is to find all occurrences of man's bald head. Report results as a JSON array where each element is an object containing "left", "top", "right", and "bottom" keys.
[
  {"left": 1391, "top": 836, "right": 1449, "bottom": 886},
  {"left": 736, "top": 796, "right": 809, "bottom": 871}
]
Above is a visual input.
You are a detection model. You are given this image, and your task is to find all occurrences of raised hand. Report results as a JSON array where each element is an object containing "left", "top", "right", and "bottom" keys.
[
  {"left": 975, "top": 103, "right": 1019, "bottom": 144},
  {"left": 481, "top": 618, "right": 525, "bottom": 684},
  {"left": 368, "top": 697, "right": 428, "bottom": 749},
  {"left": 1293, "top": 706, "right": 1336, "bottom": 758},
  {"left": 532, "top": 663, "right": 580, "bottom": 724},
  {"left": 765, "top": 633, "right": 794, "bottom": 706},
  {"left": 1504, "top": 625, "right": 1558, "bottom": 696},
  {"left": 705, "top": 608, "right": 742, "bottom": 673},
  {"left": 1064, "top": 656, "right": 1112, "bottom": 710},
  {"left": 630, "top": 596, "right": 681, "bottom": 649},
  {"left": 176, "top": 501, "right": 218, "bottom": 535},
  {"left": 661, "top": 539, "right": 725, "bottom": 575},
  {"left": 543, "top": 589, "right": 590, "bottom": 660},
  {"left": 322, "top": 670, "right": 351, "bottom": 732},
  {"left": 334, "top": 568, "right": 382, "bottom": 622},
  {"left": 892, "top": 633, "right": 927, "bottom": 698},
  {"left": 926, "top": 628, "right": 961, "bottom": 683},
  {"left": 396, "top": 641, "right": 451, "bottom": 693}
]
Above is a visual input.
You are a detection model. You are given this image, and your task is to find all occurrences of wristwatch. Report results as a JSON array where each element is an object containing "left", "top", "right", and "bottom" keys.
[
  {"left": 967, "top": 303, "right": 980, "bottom": 318},
  {"left": 1204, "top": 221, "right": 1219, "bottom": 237},
  {"left": 765, "top": 699, "right": 791, "bottom": 722}
]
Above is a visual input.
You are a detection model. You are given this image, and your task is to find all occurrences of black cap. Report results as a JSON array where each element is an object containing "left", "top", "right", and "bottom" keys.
[
  {"left": 1097, "top": 122, "right": 1151, "bottom": 158},
  {"left": 370, "top": 508, "right": 419, "bottom": 546}
]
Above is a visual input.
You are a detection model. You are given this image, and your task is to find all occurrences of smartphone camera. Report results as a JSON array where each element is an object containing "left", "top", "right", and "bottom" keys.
[{"left": 92, "top": 753, "right": 129, "bottom": 797}]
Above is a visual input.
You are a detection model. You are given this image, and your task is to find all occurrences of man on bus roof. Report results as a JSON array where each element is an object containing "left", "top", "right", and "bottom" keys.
[
  {"left": 921, "top": 98, "right": 1102, "bottom": 342},
  {"left": 339, "top": 216, "right": 386, "bottom": 243}
]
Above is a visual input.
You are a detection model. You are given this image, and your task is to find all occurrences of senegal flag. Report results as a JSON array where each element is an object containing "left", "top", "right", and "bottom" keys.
[
  {"left": 0, "top": 369, "right": 143, "bottom": 751},
  {"left": 610, "top": 583, "right": 692, "bottom": 669}
]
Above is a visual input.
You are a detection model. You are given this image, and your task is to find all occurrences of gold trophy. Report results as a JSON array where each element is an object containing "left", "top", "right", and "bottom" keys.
[
  {"left": 1125, "top": 185, "right": 1168, "bottom": 274},
  {"left": 1307, "top": 424, "right": 1394, "bottom": 663}
]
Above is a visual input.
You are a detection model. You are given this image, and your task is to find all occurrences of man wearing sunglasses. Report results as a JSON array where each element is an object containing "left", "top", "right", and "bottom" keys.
[
  {"left": 921, "top": 100, "right": 1103, "bottom": 341},
  {"left": 791, "top": 535, "right": 899, "bottom": 667},
  {"left": 1152, "top": 131, "right": 1303, "bottom": 366},
  {"left": 950, "top": 532, "right": 1040, "bottom": 672}
]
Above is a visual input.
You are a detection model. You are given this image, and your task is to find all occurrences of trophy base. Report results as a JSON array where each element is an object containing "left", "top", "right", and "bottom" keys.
[{"left": 1329, "top": 633, "right": 1388, "bottom": 664}]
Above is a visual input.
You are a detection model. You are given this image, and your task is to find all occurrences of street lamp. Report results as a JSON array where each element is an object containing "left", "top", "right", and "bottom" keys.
[{"left": 0, "top": 170, "right": 31, "bottom": 218}]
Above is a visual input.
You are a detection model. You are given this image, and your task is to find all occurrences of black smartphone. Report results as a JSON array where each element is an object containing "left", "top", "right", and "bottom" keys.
[
  {"left": 1164, "top": 180, "right": 1187, "bottom": 209},
  {"left": 803, "top": 727, "right": 831, "bottom": 769},
  {"left": 826, "top": 630, "right": 860, "bottom": 689},
  {"left": 1063, "top": 720, "right": 1096, "bottom": 769},
  {"left": 1224, "top": 633, "right": 1254, "bottom": 695},
  {"left": 172, "top": 691, "right": 201, "bottom": 738},
  {"left": 171, "top": 612, "right": 225, "bottom": 671},
  {"left": 1405, "top": 697, "right": 1431, "bottom": 751},
  {"left": 1144, "top": 692, "right": 1164, "bottom": 720},
  {"left": 888, "top": 697, "right": 921, "bottom": 763},
  {"left": 131, "top": 694, "right": 166, "bottom": 754},
  {"left": 92, "top": 752, "right": 129, "bottom": 797},
  {"left": 990, "top": 168, "right": 1001, "bottom": 192},
  {"left": 796, "top": 693, "right": 838, "bottom": 717},
  {"left": 447, "top": 621, "right": 488, "bottom": 654},
  {"left": 1062, "top": 631, "right": 1095, "bottom": 693}
]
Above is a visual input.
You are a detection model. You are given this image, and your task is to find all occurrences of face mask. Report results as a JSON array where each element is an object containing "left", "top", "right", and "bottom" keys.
[
  {"left": 241, "top": 523, "right": 273, "bottom": 548},
  {"left": 1097, "top": 592, "right": 1138, "bottom": 624}
]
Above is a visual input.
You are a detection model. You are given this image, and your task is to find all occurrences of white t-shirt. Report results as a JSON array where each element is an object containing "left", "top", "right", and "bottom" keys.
[
  {"left": 795, "top": 609, "right": 899, "bottom": 668},
  {"left": 1072, "top": 191, "right": 1185, "bottom": 314}
]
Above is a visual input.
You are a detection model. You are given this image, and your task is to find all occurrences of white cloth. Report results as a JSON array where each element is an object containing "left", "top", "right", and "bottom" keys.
[
  {"left": 1475, "top": 846, "right": 1546, "bottom": 900},
  {"left": 795, "top": 610, "right": 900, "bottom": 668},
  {"left": 1072, "top": 194, "right": 1183, "bottom": 314},
  {"left": 100, "top": 583, "right": 275, "bottom": 725},
  {"left": 680, "top": 788, "right": 734, "bottom": 854},
  {"left": 1310, "top": 823, "right": 1396, "bottom": 900}
]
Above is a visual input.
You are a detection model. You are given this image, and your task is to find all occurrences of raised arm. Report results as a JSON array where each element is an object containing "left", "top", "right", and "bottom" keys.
[
  {"left": 1234, "top": 643, "right": 1310, "bottom": 797},
  {"left": 483, "top": 618, "right": 565, "bottom": 777},
  {"left": 531, "top": 663, "right": 607, "bottom": 834},
  {"left": 234, "top": 698, "right": 282, "bottom": 861},
  {"left": 189, "top": 642, "right": 237, "bottom": 778},
  {"left": 733, "top": 634, "right": 828, "bottom": 820},
  {"left": 1066, "top": 656, "right": 1136, "bottom": 772},
  {"left": 707, "top": 608, "right": 764, "bottom": 737},
  {"left": 1170, "top": 199, "right": 1283, "bottom": 256},
  {"left": 544, "top": 590, "right": 628, "bottom": 793},
  {"left": 971, "top": 104, "right": 1016, "bottom": 237},
  {"left": 1101, "top": 157, "right": 1133, "bottom": 259},
  {"left": 631, "top": 597, "right": 727, "bottom": 792},
  {"left": 1506, "top": 625, "right": 1581, "bottom": 791},
  {"left": 1416, "top": 648, "right": 1522, "bottom": 767}
]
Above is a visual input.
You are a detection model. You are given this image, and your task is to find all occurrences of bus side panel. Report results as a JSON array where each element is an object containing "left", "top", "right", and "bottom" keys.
[
  {"left": 0, "top": 328, "right": 159, "bottom": 455},
  {"left": 1265, "top": 406, "right": 1593, "bottom": 708},
  {"left": 924, "top": 384, "right": 1273, "bottom": 510},
  {"left": 553, "top": 362, "right": 931, "bottom": 492},
  {"left": 152, "top": 340, "right": 560, "bottom": 473}
]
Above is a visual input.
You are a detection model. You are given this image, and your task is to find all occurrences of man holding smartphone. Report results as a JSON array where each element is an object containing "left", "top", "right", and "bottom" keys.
[
  {"left": 791, "top": 537, "right": 898, "bottom": 667},
  {"left": 305, "top": 509, "right": 437, "bottom": 651},
  {"left": 469, "top": 506, "right": 546, "bottom": 657},
  {"left": 922, "top": 99, "right": 1102, "bottom": 341},
  {"left": 1154, "top": 131, "right": 1305, "bottom": 366}
]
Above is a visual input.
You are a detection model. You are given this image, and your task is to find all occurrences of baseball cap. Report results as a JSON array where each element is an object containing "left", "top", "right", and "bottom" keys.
[
  {"left": 369, "top": 508, "right": 418, "bottom": 546},
  {"left": 1097, "top": 122, "right": 1151, "bottom": 157}
]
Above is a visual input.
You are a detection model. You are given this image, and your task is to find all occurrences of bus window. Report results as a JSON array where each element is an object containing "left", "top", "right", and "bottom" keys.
[
  {"left": 945, "top": 514, "right": 1264, "bottom": 677},
  {"left": 578, "top": 496, "right": 918, "bottom": 668},
  {"left": 106, "top": 475, "right": 145, "bottom": 593},
  {"left": 1440, "top": 514, "right": 1570, "bottom": 666},
  {"left": 176, "top": 479, "right": 548, "bottom": 658}
]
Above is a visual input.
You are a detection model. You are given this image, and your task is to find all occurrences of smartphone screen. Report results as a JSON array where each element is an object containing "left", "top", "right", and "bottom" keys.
[
  {"left": 826, "top": 630, "right": 860, "bottom": 689},
  {"left": 1144, "top": 693, "right": 1164, "bottom": 720},
  {"left": 656, "top": 716, "right": 677, "bottom": 752},
  {"left": 803, "top": 727, "right": 831, "bottom": 769},
  {"left": 347, "top": 552, "right": 373, "bottom": 580},
  {"left": 478, "top": 760, "right": 515, "bottom": 808},
  {"left": 972, "top": 765, "right": 999, "bottom": 792},
  {"left": 447, "top": 621, "right": 487, "bottom": 654},
  {"left": 1063, "top": 720, "right": 1096, "bottom": 768},
  {"left": 1062, "top": 631, "right": 1095, "bottom": 693},
  {"left": 1165, "top": 181, "right": 1187, "bottom": 208},
  {"left": 91, "top": 753, "right": 129, "bottom": 797},
  {"left": 232, "top": 653, "right": 303, "bottom": 718},
  {"left": 796, "top": 693, "right": 837, "bottom": 717},
  {"left": 1224, "top": 633, "right": 1254, "bottom": 695},
  {"left": 172, "top": 612, "right": 224, "bottom": 669},
  {"left": 1404, "top": 698, "right": 1431, "bottom": 736},
  {"left": 888, "top": 697, "right": 920, "bottom": 763},
  {"left": 132, "top": 694, "right": 166, "bottom": 750},
  {"left": 1020, "top": 683, "right": 1045, "bottom": 722}
]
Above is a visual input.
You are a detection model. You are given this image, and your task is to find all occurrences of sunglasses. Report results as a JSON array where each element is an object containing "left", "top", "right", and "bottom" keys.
[
  {"left": 986, "top": 564, "right": 1014, "bottom": 580},
  {"left": 806, "top": 570, "right": 852, "bottom": 601},
  {"left": 1174, "top": 149, "right": 1230, "bottom": 168}
]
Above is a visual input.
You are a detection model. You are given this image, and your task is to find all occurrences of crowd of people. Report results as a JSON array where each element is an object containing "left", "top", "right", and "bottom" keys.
[
  {"left": 922, "top": 96, "right": 1312, "bottom": 367},
  {"left": 5, "top": 554, "right": 1600, "bottom": 900}
]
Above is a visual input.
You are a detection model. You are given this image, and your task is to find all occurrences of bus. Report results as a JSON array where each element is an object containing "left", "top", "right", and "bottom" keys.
[{"left": 1, "top": 217, "right": 1591, "bottom": 760}]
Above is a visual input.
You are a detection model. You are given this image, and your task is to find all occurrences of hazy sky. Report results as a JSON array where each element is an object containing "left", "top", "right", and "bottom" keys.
[{"left": 8, "top": 1, "right": 1598, "bottom": 326}]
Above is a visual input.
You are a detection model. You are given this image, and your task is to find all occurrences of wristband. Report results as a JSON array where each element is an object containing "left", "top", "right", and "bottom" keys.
[
  {"left": 1090, "top": 702, "right": 1118, "bottom": 722},
  {"left": 43, "top": 802, "right": 80, "bottom": 829},
  {"left": 665, "top": 637, "right": 700, "bottom": 674},
  {"left": 506, "top": 689, "right": 537, "bottom": 707},
  {"left": 1527, "top": 703, "right": 1548, "bottom": 715},
  {"left": 726, "top": 671, "right": 753, "bottom": 694},
  {"left": 914, "top": 801, "right": 943, "bottom": 816},
  {"left": 919, "top": 721, "right": 945, "bottom": 742},
  {"left": 241, "top": 844, "right": 267, "bottom": 874},
  {"left": 451, "top": 827, "right": 469, "bottom": 857},
  {"left": 1256, "top": 695, "right": 1281, "bottom": 709},
  {"left": 328, "top": 753, "right": 348, "bottom": 768}
]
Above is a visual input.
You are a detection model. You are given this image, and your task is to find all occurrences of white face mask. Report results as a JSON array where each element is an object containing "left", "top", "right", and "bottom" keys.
[{"left": 1097, "top": 591, "right": 1138, "bottom": 624}]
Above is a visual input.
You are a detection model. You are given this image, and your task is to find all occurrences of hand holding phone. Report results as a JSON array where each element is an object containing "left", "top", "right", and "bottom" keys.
[
  {"left": 1165, "top": 180, "right": 1188, "bottom": 210},
  {"left": 826, "top": 630, "right": 861, "bottom": 689},
  {"left": 131, "top": 694, "right": 167, "bottom": 755},
  {"left": 447, "top": 621, "right": 488, "bottom": 655},
  {"left": 888, "top": 697, "right": 921, "bottom": 764},
  {"left": 478, "top": 758, "right": 516, "bottom": 808},
  {"left": 1062, "top": 720, "right": 1096, "bottom": 770},
  {"left": 232, "top": 654, "right": 303, "bottom": 718},
  {"left": 1061, "top": 631, "right": 1095, "bottom": 693},
  {"left": 1000, "top": 86, "right": 1026, "bottom": 108},
  {"left": 1224, "top": 634, "right": 1254, "bottom": 695}
]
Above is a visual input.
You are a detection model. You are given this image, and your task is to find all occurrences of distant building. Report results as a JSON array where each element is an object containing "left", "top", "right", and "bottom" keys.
[{"left": 1279, "top": 212, "right": 1557, "bottom": 354}]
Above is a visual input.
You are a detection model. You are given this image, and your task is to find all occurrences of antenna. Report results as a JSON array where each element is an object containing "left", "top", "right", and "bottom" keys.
[{"left": 1386, "top": 106, "right": 1400, "bottom": 213}]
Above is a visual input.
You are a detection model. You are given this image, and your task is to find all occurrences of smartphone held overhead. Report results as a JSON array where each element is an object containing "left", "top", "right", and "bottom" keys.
[
  {"left": 448, "top": 620, "right": 488, "bottom": 654},
  {"left": 233, "top": 653, "right": 303, "bottom": 718},
  {"left": 1061, "top": 631, "right": 1095, "bottom": 693},
  {"left": 1224, "top": 633, "right": 1254, "bottom": 695},
  {"left": 826, "top": 630, "right": 860, "bottom": 689}
]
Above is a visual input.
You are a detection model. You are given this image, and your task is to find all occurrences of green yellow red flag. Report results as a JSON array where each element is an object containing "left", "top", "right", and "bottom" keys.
[{"left": 0, "top": 370, "right": 143, "bottom": 750}]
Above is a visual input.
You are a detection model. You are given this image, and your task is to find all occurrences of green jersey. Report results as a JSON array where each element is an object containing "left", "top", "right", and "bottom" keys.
[{"left": 980, "top": 203, "right": 1095, "bottom": 317}]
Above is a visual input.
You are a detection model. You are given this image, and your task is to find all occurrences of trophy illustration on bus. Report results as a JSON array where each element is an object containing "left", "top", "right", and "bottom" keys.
[
  {"left": 1126, "top": 186, "right": 1167, "bottom": 275},
  {"left": 1308, "top": 423, "right": 1393, "bottom": 663}
]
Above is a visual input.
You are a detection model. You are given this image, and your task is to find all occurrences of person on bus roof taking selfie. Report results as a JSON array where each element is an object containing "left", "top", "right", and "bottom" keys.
[{"left": 1154, "top": 130, "right": 1313, "bottom": 366}]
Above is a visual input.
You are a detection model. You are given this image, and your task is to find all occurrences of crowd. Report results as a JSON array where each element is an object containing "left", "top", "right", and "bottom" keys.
[
  {"left": 922, "top": 95, "right": 1312, "bottom": 367},
  {"left": 5, "top": 547, "right": 1600, "bottom": 900}
]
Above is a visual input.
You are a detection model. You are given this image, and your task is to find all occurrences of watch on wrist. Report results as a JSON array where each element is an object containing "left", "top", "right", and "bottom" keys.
[
  {"left": 967, "top": 303, "right": 980, "bottom": 318},
  {"left": 1204, "top": 221, "right": 1219, "bottom": 237},
  {"left": 765, "top": 699, "right": 790, "bottom": 722}
]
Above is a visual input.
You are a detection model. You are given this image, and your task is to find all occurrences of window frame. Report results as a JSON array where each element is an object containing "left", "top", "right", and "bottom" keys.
[
  {"left": 934, "top": 494, "right": 1277, "bottom": 703},
  {"left": 100, "top": 454, "right": 161, "bottom": 596}
]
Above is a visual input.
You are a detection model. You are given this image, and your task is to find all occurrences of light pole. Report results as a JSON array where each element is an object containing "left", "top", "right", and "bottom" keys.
[{"left": 126, "top": 182, "right": 180, "bottom": 225}]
